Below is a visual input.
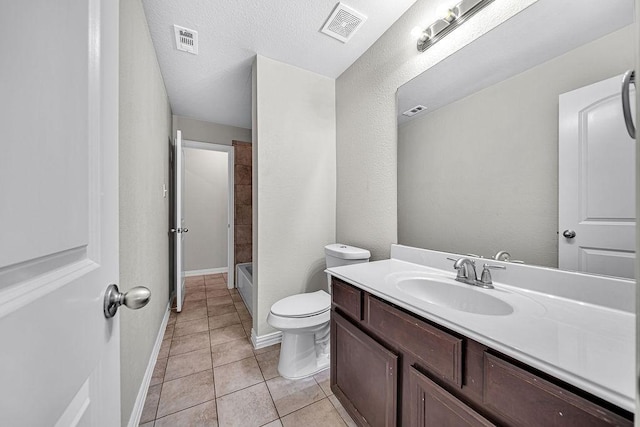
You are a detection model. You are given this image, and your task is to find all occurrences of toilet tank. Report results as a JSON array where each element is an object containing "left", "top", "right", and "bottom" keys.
[{"left": 324, "top": 244, "right": 371, "bottom": 268}]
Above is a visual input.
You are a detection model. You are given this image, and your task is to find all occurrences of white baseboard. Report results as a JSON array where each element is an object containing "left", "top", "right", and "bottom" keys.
[
  {"left": 185, "top": 267, "right": 228, "bottom": 277},
  {"left": 251, "top": 329, "right": 282, "bottom": 350},
  {"left": 127, "top": 302, "right": 171, "bottom": 427}
]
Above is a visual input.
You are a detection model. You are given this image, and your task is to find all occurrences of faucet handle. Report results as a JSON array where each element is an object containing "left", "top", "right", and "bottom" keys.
[
  {"left": 483, "top": 263, "right": 506, "bottom": 269},
  {"left": 479, "top": 263, "right": 506, "bottom": 286},
  {"left": 494, "top": 251, "right": 524, "bottom": 264},
  {"left": 465, "top": 253, "right": 484, "bottom": 258}
]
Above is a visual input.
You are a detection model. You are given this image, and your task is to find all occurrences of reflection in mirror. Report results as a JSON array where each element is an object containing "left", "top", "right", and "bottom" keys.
[{"left": 397, "top": 0, "right": 636, "bottom": 279}]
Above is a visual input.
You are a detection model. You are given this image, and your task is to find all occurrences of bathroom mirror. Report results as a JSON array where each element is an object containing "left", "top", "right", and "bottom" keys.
[{"left": 397, "top": 0, "right": 636, "bottom": 279}]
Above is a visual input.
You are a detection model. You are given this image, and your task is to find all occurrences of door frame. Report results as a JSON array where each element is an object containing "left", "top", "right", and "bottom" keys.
[{"left": 182, "top": 140, "right": 235, "bottom": 289}]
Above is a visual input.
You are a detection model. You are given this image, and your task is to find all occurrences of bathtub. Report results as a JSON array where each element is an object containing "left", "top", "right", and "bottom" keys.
[{"left": 235, "top": 262, "right": 253, "bottom": 316}]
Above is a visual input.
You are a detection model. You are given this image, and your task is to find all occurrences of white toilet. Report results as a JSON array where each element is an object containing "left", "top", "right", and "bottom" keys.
[{"left": 267, "top": 243, "right": 370, "bottom": 379}]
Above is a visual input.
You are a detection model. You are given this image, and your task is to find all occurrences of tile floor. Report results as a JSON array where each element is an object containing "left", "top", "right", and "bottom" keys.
[{"left": 140, "top": 273, "right": 356, "bottom": 427}]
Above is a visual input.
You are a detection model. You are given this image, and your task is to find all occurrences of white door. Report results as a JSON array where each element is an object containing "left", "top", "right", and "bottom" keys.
[
  {"left": 559, "top": 74, "right": 636, "bottom": 279},
  {"left": 174, "top": 131, "right": 186, "bottom": 312},
  {"left": 0, "top": 0, "right": 120, "bottom": 425}
]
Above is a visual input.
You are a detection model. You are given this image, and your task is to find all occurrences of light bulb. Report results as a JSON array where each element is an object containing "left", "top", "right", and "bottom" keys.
[
  {"left": 443, "top": 8, "right": 457, "bottom": 22},
  {"left": 435, "top": 2, "right": 456, "bottom": 19},
  {"left": 410, "top": 26, "right": 424, "bottom": 38}
]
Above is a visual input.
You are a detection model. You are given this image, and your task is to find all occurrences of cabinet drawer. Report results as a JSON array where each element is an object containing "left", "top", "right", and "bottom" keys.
[
  {"left": 365, "top": 294, "right": 463, "bottom": 386},
  {"left": 483, "top": 353, "right": 632, "bottom": 426},
  {"left": 409, "top": 366, "right": 494, "bottom": 427},
  {"left": 332, "top": 278, "right": 362, "bottom": 321},
  {"left": 331, "top": 311, "right": 398, "bottom": 427}
]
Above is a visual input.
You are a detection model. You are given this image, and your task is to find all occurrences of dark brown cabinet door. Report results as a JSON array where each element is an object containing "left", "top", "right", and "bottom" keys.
[
  {"left": 409, "top": 366, "right": 494, "bottom": 427},
  {"left": 331, "top": 311, "right": 398, "bottom": 427},
  {"left": 483, "top": 353, "right": 632, "bottom": 427}
]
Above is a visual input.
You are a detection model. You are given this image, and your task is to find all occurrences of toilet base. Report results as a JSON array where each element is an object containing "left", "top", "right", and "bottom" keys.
[{"left": 277, "top": 322, "right": 330, "bottom": 379}]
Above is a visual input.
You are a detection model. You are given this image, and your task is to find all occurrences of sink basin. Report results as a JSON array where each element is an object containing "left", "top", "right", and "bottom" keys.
[{"left": 396, "top": 278, "right": 514, "bottom": 316}]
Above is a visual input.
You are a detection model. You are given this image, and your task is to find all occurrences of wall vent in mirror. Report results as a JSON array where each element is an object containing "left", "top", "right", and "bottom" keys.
[{"left": 402, "top": 105, "right": 427, "bottom": 117}]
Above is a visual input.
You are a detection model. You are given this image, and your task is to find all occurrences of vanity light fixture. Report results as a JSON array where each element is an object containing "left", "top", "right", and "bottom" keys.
[{"left": 416, "top": 0, "right": 494, "bottom": 52}]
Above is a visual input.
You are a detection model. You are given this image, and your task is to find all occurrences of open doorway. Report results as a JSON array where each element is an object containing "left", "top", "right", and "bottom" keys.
[{"left": 182, "top": 140, "right": 235, "bottom": 288}]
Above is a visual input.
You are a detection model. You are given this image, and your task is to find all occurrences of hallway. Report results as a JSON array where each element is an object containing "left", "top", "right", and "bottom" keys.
[{"left": 140, "top": 273, "right": 355, "bottom": 426}]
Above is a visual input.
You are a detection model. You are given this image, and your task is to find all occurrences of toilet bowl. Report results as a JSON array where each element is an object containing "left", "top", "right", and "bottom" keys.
[
  {"left": 267, "top": 244, "right": 370, "bottom": 379},
  {"left": 267, "top": 290, "right": 331, "bottom": 379}
]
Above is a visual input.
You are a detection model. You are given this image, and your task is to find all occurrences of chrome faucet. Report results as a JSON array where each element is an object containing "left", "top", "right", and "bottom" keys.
[
  {"left": 448, "top": 257, "right": 505, "bottom": 289},
  {"left": 449, "top": 257, "right": 478, "bottom": 286}
]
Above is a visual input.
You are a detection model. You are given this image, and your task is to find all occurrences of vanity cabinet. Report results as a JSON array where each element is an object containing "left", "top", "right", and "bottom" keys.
[{"left": 329, "top": 277, "right": 633, "bottom": 427}]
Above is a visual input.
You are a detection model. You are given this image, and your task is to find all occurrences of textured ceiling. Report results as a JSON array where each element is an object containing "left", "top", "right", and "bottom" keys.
[{"left": 142, "top": 0, "right": 418, "bottom": 129}]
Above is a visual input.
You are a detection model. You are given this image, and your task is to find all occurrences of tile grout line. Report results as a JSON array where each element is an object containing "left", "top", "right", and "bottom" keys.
[
  {"left": 153, "top": 275, "right": 222, "bottom": 423},
  {"left": 212, "top": 363, "right": 265, "bottom": 399},
  {"left": 262, "top": 376, "right": 283, "bottom": 426},
  {"left": 152, "top": 274, "right": 295, "bottom": 425},
  {"left": 153, "top": 397, "right": 217, "bottom": 422},
  {"left": 326, "top": 396, "right": 351, "bottom": 427},
  {"left": 271, "top": 375, "right": 331, "bottom": 420}
]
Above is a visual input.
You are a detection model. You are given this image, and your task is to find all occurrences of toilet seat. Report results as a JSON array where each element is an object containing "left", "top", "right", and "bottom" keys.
[
  {"left": 270, "top": 290, "right": 330, "bottom": 318},
  {"left": 265, "top": 243, "right": 369, "bottom": 379}
]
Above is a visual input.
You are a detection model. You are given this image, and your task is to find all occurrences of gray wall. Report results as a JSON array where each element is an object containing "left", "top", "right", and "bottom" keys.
[
  {"left": 184, "top": 148, "right": 229, "bottom": 272},
  {"left": 336, "top": 0, "right": 537, "bottom": 260},
  {"left": 174, "top": 115, "right": 251, "bottom": 145},
  {"left": 398, "top": 25, "right": 634, "bottom": 268},
  {"left": 119, "top": 0, "right": 172, "bottom": 424},
  {"left": 253, "top": 55, "right": 336, "bottom": 337}
]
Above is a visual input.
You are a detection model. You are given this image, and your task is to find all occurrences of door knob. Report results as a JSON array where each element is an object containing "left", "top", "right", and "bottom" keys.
[
  {"left": 562, "top": 229, "right": 576, "bottom": 239},
  {"left": 103, "top": 284, "right": 151, "bottom": 318},
  {"left": 183, "top": 228, "right": 189, "bottom": 233}
]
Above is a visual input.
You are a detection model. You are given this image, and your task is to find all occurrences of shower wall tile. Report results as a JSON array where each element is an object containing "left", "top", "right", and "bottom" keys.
[
  {"left": 236, "top": 225, "right": 252, "bottom": 244},
  {"left": 234, "top": 141, "right": 253, "bottom": 272},
  {"left": 236, "top": 244, "right": 252, "bottom": 264},
  {"left": 235, "top": 165, "right": 252, "bottom": 185},
  {"left": 235, "top": 144, "right": 252, "bottom": 166},
  {"left": 236, "top": 185, "right": 252, "bottom": 205},
  {"left": 235, "top": 205, "right": 252, "bottom": 225}
]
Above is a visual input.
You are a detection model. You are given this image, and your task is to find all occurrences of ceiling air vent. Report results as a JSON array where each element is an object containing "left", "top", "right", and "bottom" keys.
[
  {"left": 402, "top": 105, "right": 428, "bottom": 117},
  {"left": 174, "top": 25, "right": 198, "bottom": 55},
  {"left": 321, "top": 3, "right": 367, "bottom": 43}
]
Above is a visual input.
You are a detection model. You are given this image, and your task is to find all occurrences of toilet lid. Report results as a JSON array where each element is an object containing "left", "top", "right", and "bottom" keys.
[{"left": 270, "top": 290, "right": 331, "bottom": 318}]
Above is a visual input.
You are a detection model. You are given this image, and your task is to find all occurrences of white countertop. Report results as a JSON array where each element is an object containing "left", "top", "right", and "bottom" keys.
[{"left": 327, "top": 250, "right": 635, "bottom": 413}]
